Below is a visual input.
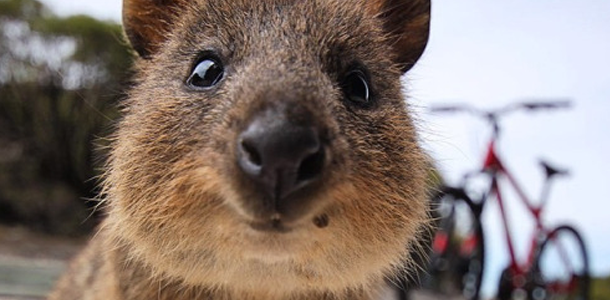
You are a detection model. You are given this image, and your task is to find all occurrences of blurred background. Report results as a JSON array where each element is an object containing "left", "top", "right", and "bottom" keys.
[
  {"left": 0, "top": 0, "right": 131, "bottom": 298},
  {"left": 0, "top": 0, "right": 608, "bottom": 299}
]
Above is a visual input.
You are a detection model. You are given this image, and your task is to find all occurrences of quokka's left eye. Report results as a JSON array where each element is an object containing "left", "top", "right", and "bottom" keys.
[
  {"left": 341, "top": 69, "right": 371, "bottom": 106},
  {"left": 186, "top": 56, "right": 224, "bottom": 89}
]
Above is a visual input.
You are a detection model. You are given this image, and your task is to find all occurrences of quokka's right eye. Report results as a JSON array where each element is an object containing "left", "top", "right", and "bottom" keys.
[{"left": 186, "top": 56, "right": 224, "bottom": 89}]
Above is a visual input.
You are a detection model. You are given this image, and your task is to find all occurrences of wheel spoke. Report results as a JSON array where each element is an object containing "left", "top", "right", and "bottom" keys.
[{"left": 530, "top": 225, "right": 589, "bottom": 300}]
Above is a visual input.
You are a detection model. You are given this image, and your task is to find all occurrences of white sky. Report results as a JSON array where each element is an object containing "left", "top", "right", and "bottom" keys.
[{"left": 37, "top": 0, "right": 610, "bottom": 296}]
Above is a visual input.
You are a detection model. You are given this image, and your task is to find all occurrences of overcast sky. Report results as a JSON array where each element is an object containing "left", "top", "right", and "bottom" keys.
[{"left": 37, "top": 0, "right": 610, "bottom": 296}]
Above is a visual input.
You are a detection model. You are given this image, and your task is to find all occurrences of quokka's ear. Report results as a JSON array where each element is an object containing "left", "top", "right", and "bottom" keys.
[
  {"left": 123, "top": 0, "right": 188, "bottom": 58},
  {"left": 367, "top": 0, "right": 431, "bottom": 73}
]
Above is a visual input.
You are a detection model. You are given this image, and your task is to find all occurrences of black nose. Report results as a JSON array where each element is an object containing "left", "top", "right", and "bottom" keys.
[{"left": 237, "top": 112, "right": 325, "bottom": 201}]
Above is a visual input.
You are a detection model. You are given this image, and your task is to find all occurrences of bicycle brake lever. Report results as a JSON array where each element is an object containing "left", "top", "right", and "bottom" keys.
[{"left": 520, "top": 100, "right": 572, "bottom": 111}]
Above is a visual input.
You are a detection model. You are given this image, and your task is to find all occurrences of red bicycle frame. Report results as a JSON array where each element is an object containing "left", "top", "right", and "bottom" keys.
[{"left": 481, "top": 139, "right": 575, "bottom": 288}]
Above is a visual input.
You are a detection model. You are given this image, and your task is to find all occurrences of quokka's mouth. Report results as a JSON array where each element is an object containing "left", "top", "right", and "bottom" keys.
[
  {"left": 248, "top": 220, "right": 293, "bottom": 233},
  {"left": 246, "top": 212, "right": 294, "bottom": 233},
  {"left": 247, "top": 213, "right": 330, "bottom": 233}
]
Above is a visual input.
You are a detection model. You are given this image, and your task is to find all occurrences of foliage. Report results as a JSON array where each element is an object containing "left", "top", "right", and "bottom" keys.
[
  {"left": 0, "top": 0, "right": 133, "bottom": 235},
  {"left": 592, "top": 275, "right": 610, "bottom": 300}
]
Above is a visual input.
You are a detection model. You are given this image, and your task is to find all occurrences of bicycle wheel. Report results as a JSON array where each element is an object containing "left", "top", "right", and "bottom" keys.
[
  {"left": 529, "top": 225, "right": 590, "bottom": 300},
  {"left": 425, "top": 188, "right": 485, "bottom": 300}
]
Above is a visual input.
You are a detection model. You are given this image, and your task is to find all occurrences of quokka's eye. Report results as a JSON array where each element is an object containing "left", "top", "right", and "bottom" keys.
[
  {"left": 186, "top": 56, "right": 224, "bottom": 89},
  {"left": 341, "top": 69, "right": 371, "bottom": 106}
]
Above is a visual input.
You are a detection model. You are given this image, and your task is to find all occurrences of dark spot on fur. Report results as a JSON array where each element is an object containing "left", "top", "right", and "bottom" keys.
[{"left": 313, "top": 213, "right": 329, "bottom": 228}]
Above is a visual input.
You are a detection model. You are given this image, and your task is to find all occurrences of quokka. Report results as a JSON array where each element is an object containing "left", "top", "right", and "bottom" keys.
[{"left": 50, "top": 0, "right": 431, "bottom": 299}]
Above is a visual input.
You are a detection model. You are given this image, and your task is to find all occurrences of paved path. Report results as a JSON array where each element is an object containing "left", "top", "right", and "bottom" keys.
[
  {"left": 0, "top": 225, "right": 82, "bottom": 300},
  {"left": 0, "top": 255, "right": 66, "bottom": 299}
]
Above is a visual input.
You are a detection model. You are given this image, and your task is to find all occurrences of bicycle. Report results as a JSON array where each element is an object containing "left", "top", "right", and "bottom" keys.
[{"left": 422, "top": 101, "right": 590, "bottom": 300}]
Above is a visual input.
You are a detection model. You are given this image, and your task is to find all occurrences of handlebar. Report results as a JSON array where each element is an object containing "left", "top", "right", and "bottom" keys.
[
  {"left": 430, "top": 100, "right": 571, "bottom": 119},
  {"left": 516, "top": 101, "right": 571, "bottom": 111},
  {"left": 429, "top": 100, "right": 571, "bottom": 137}
]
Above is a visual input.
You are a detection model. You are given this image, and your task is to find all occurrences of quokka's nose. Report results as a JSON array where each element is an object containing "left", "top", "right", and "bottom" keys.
[{"left": 237, "top": 111, "right": 326, "bottom": 201}]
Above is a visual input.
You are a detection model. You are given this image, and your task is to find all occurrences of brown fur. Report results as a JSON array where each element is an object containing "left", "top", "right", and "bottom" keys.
[{"left": 49, "top": 0, "right": 431, "bottom": 299}]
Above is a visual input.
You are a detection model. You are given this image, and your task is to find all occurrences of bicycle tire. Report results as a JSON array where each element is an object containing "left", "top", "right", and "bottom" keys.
[
  {"left": 530, "top": 225, "right": 590, "bottom": 300},
  {"left": 424, "top": 188, "right": 485, "bottom": 300}
]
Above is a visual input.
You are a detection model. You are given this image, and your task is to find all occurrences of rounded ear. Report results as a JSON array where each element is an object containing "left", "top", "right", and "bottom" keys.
[
  {"left": 123, "top": 0, "right": 188, "bottom": 58},
  {"left": 368, "top": 0, "right": 431, "bottom": 73}
]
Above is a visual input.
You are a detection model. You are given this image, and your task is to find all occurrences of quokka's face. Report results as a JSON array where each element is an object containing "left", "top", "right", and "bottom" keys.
[{"left": 108, "top": 0, "right": 430, "bottom": 293}]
